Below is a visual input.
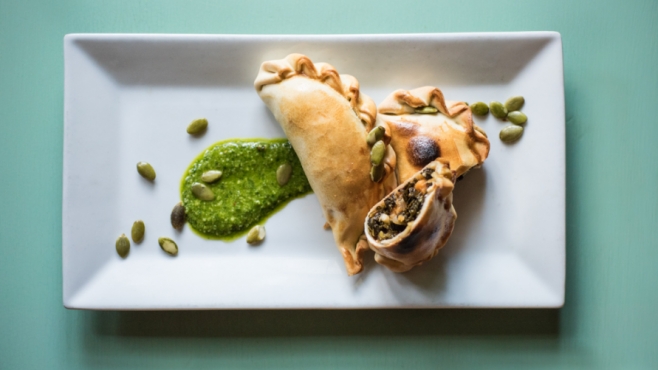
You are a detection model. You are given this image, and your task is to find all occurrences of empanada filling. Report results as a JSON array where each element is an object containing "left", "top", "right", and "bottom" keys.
[{"left": 367, "top": 167, "right": 435, "bottom": 241}]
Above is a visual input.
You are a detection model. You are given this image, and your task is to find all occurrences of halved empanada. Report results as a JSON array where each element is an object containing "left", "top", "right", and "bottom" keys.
[
  {"left": 378, "top": 86, "right": 490, "bottom": 183},
  {"left": 364, "top": 160, "right": 457, "bottom": 272},
  {"left": 255, "top": 54, "right": 397, "bottom": 275}
]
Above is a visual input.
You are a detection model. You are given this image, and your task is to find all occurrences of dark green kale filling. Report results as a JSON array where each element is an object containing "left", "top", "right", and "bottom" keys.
[{"left": 367, "top": 167, "right": 434, "bottom": 241}]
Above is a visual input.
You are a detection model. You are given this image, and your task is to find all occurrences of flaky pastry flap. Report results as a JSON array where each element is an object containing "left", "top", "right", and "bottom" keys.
[{"left": 255, "top": 53, "right": 377, "bottom": 132}]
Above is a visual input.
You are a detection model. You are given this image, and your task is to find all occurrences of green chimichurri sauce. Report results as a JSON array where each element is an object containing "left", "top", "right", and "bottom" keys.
[{"left": 181, "top": 138, "right": 312, "bottom": 240}]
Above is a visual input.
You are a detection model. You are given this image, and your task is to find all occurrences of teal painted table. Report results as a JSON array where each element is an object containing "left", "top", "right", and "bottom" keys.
[{"left": 1, "top": 0, "right": 656, "bottom": 368}]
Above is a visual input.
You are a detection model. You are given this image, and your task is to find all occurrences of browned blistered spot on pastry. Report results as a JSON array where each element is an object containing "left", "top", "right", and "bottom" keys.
[
  {"left": 359, "top": 146, "right": 367, "bottom": 155},
  {"left": 407, "top": 136, "right": 440, "bottom": 167}
]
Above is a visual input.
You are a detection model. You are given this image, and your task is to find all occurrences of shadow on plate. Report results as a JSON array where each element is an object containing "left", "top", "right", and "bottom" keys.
[{"left": 90, "top": 308, "right": 559, "bottom": 338}]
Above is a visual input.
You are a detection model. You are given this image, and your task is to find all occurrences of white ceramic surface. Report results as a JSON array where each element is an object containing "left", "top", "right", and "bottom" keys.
[{"left": 63, "top": 32, "right": 565, "bottom": 309}]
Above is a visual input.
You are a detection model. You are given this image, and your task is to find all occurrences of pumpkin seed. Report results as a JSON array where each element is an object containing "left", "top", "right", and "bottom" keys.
[
  {"left": 201, "top": 170, "right": 223, "bottom": 183},
  {"left": 131, "top": 221, "right": 145, "bottom": 243},
  {"left": 246, "top": 225, "right": 266, "bottom": 244},
  {"left": 504, "top": 96, "right": 525, "bottom": 112},
  {"left": 370, "top": 141, "right": 386, "bottom": 166},
  {"left": 415, "top": 106, "right": 438, "bottom": 114},
  {"left": 116, "top": 234, "right": 130, "bottom": 258},
  {"left": 170, "top": 202, "right": 186, "bottom": 231},
  {"left": 507, "top": 111, "right": 528, "bottom": 125},
  {"left": 470, "top": 102, "right": 489, "bottom": 116},
  {"left": 367, "top": 126, "right": 385, "bottom": 146},
  {"left": 370, "top": 163, "right": 385, "bottom": 182},
  {"left": 474, "top": 124, "right": 488, "bottom": 138},
  {"left": 191, "top": 182, "right": 215, "bottom": 201},
  {"left": 490, "top": 101, "right": 508, "bottom": 119},
  {"left": 136, "top": 162, "right": 156, "bottom": 181},
  {"left": 499, "top": 125, "right": 524, "bottom": 143},
  {"left": 158, "top": 237, "right": 178, "bottom": 256},
  {"left": 186, "top": 118, "right": 208, "bottom": 135},
  {"left": 276, "top": 163, "right": 292, "bottom": 186}
]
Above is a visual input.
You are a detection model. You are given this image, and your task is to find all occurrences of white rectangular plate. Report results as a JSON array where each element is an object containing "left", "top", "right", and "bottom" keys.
[{"left": 63, "top": 32, "right": 565, "bottom": 309}]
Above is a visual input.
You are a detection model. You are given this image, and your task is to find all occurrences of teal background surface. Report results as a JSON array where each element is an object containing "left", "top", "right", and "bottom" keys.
[{"left": 1, "top": 0, "right": 657, "bottom": 368}]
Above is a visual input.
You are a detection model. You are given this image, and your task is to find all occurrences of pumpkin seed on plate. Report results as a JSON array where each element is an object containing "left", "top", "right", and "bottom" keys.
[
  {"left": 246, "top": 225, "right": 266, "bottom": 245},
  {"left": 370, "top": 141, "right": 386, "bottom": 166},
  {"left": 470, "top": 102, "right": 489, "bottom": 116},
  {"left": 507, "top": 111, "right": 528, "bottom": 125},
  {"left": 158, "top": 237, "right": 178, "bottom": 256},
  {"left": 504, "top": 96, "right": 525, "bottom": 112},
  {"left": 136, "top": 162, "right": 156, "bottom": 181},
  {"left": 499, "top": 125, "right": 524, "bottom": 143},
  {"left": 414, "top": 106, "right": 438, "bottom": 114},
  {"left": 276, "top": 163, "right": 292, "bottom": 186},
  {"left": 131, "top": 220, "right": 145, "bottom": 243},
  {"left": 490, "top": 101, "right": 508, "bottom": 119},
  {"left": 116, "top": 234, "right": 130, "bottom": 258},
  {"left": 201, "top": 170, "right": 223, "bottom": 183},
  {"left": 191, "top": 182, "right": 215, "bottom": 201},
  {"left": 186, "top": 118, "right": 208, "bottom": 135},
  {"left": 367, "top": 126, "right": 386, "bottom": 146},
  {"left": 170, "top": 202, "right": 186, "bottom": 231}
]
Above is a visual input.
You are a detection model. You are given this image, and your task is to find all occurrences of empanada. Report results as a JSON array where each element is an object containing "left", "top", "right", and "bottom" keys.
[
  {"left": 255, "top": 54, "right": 397, "bottom": 275},
  {"left": 364, "top": 160, "right": 457, "bottom": 272},
  {"left": 377, "top": 86, "right": 490, "bottom": 183}
]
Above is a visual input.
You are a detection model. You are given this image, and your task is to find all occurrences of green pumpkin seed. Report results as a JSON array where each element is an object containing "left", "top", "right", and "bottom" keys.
[
  {"left": 507, "top": 111, "right": 528, "bottom": 125},
  {"left": 246, "top": 225, "right": 266, "bottom": 245},
  {"left": 186, "top": 118, "right": 208, "bottom": 135},
  {"left": 470, "top": 102, "right": 489, "bottom": 116},
  {"left": 474, "top": 125, "right": 488, "bottom": 138},
  {"left": 116, "top": 234, "right": 130, "bottom": 258},
  {"left": 370, "top": 163, "right": 385, "bottom": 183},
  {"left": 201, "top": 170, "right": 223, "bottom": 183},
  {"left": 276, "top": 163, "right": 292, "bottom": 186},
  {"left": 370, "top": 141, "right": 386, "bottom": 166},
  {"left": 191, "top": 182, "right": 215, "bottom": 201},
  {"left": 499, "top": 125, "right": 524, "bottom": 143},
  {"left": 490, "top": 101, "right": 508, "bottom": 119},
  {"left": 504, "top": 96, "right": 525, "bottom": 112},
  {"left": 158, "top": 237, "right": 178, "bottom": 256},
  {"left": 131, "top": 220, "right": 145, "bottom": 243},
  {"left": 170, "top": 202, "right": 186, "bottom": 231},
  {"left": 414, "top": 106, "right": 438, "bottom": 114},
  {"left": 136, "top": 162, "right": 156, "bottom": 181},
  {"left": 366, "top": 126, "right": 386, "bottom": 146}
]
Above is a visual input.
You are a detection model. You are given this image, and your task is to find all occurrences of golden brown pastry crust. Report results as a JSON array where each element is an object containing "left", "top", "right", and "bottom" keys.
[
  {"left": 378, "top": 86, "right": 490, "bottom": 182},
  {"left": 364, "top": 160, "right": 457, "bottom": 273},
  {"left": 255, "top": 54, "right": 397, "bottom": 275}
]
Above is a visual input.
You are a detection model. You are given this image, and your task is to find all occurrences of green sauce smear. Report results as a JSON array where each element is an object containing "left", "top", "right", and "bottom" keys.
[{"left": 181, "top": 138, "right": 312, "bottom": 240}]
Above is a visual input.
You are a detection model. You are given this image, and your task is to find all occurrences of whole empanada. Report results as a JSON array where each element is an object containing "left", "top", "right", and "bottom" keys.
[{"left": 255, "top": 54, "right": 396, "bottom": 275}]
